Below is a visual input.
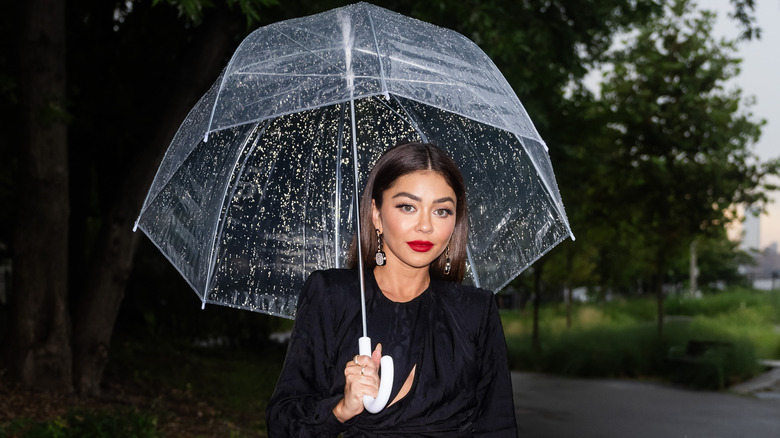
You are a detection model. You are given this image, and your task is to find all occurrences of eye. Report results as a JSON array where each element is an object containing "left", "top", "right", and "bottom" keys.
[
  {"left": 434, "top": 208, "right": 454, "bottom": 218},
  {"left": 396, "top": 204, "right": 416, "bottom": 213}
]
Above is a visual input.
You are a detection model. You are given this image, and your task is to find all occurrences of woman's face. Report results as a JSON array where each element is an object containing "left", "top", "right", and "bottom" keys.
[{"left": 372, "top": 170, "right": 457, "bottom": 271}]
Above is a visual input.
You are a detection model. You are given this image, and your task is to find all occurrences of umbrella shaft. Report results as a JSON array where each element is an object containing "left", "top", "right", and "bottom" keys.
[{"left": 348, "top": 97, "right": 368, "bottom": 339}]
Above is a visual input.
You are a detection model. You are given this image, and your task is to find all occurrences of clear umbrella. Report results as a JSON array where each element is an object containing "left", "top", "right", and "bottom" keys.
[{"left": 134, "top": 1, "right": 574, "bottom": 411}]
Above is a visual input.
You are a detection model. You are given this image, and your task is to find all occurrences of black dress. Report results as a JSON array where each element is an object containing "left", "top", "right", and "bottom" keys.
[{"left": 265, "top": 268, "right": 517, "bottom": 437}]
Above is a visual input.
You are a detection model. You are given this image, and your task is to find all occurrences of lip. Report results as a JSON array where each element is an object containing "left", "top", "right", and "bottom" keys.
[{"left": 407, "top": 240, "right": 434, "bottom": 252}]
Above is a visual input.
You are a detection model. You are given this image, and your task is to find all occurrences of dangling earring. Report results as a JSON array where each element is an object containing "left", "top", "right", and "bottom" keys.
[
  {"left": 443, "top": 245, "right": 451, "bottom": 275},
  {"left": 375, "top": 229, "right": 386, "bottom": 266}
]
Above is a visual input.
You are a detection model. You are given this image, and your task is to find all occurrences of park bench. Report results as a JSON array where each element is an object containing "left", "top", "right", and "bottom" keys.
[{"left": 667, "top": 340, "right": 733, "bottom": 389}]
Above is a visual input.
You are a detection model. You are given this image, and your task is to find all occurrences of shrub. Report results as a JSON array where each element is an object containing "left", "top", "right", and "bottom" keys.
[
  {"left": 0, "top": 408, "right": 159, "bottom": 438},
  {"left": 502, "top": 288, "right": 776, "bottom": 390}
]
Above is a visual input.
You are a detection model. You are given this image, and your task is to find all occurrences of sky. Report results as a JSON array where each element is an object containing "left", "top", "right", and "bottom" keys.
[{"left": 709, "top": 0, "right": 780, "bottom": 249}]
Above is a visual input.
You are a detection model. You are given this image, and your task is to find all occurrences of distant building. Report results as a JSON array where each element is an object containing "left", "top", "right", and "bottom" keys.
[
  {"left": 741, "top": 208, "right": 761, "bottom": 252},
  {"left": 764, "top": 243, "right": 779, "bottom": 273},
  {"left": 742, "top": 242, "right": 780, "bottom": 290}
]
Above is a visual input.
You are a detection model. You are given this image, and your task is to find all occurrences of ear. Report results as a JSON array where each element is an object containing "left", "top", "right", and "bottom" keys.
[{"left": 371, "top": 199, "right": 382, "bottom": 233}]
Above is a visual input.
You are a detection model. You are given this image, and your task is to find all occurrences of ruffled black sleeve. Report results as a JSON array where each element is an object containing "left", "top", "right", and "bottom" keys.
[
  {"left": 265, "top": 271, "right": 354, "bottom": 437},
  {"left": 472, "top": 293, "right": 518, "bottom": 437}
]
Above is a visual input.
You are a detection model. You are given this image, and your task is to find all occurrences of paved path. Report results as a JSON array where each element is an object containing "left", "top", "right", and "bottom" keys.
[{"left": 512, "top": 372, "right": 780, "bottom": 437}]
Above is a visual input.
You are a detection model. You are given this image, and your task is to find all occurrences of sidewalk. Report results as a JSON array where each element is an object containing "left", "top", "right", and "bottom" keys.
[{"left": 513, "top": 372, "right": 780, "bottom": 437}]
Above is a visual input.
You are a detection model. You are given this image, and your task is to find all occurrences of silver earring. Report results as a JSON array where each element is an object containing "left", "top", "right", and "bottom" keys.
[
  {"left": 443, "top": 245, "right": 451, "bottom": 275},
  {"left": 375, "top": 229, "right": 386, "bottom": 266}
]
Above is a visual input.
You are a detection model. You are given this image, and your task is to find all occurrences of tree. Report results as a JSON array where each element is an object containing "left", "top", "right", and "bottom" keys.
[
  {"left": 68, "top": 0, "right": 272, "bottom": 397},
  {"left": 675, "top": 229, "right": 754, "bottom": 290},
  {"left": 6, "top": 0, "right": 72, "bottom": 392},
  {"left": 3, "top": 0, "right": 277, "bottom": 394},
  {"left": 591, "top": 0, "right": 777, "bottom": 333}
]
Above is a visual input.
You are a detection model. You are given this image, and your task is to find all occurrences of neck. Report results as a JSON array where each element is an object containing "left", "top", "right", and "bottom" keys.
[{"left": 373, "top": 265, "right": 430, "bottom": 302}]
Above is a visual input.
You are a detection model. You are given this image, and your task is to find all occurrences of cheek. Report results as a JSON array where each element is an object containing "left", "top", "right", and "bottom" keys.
[
  {"left": 381, "top": 208, "right": 408, "bottom": 235},
  {"left": 437, "top": 218, "right": 457, "bottom": 240}
]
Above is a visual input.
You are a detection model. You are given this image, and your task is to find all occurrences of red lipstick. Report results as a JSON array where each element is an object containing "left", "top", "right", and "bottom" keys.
[{"left": 407, "top": 240, "right": 434, "bottom": 252}]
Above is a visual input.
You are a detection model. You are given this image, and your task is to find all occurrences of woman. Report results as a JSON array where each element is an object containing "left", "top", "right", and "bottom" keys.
[{"left": 266, "top": 142, "right": 517, "bottom": 437}]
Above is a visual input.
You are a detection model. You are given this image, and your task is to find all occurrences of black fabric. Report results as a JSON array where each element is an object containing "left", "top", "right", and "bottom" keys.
[
  {"left": 265, "top": 269, "right": 518, "bottom": 437},
  {"left": 366, "top": 272, "right": 425, "bottom": 400}
]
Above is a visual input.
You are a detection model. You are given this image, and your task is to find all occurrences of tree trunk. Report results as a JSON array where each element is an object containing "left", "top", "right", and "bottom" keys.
[
  {"left": 531, "top": 263, "right": 544, "bottom": 353},
  {"left": 565, "top": 285, "right": 572, "bottom": 329},
  {"left": 564, "top": 251, "right": 574, "bottom": 329},
  {"left": 6, "top": 0, "right": 71, "bottom": 392},
  {"left": 71, "top": 10, "right": 244, "bottom": 395},
  {"left": 656, "top": 271, "right": 665, "bottom": 337}
]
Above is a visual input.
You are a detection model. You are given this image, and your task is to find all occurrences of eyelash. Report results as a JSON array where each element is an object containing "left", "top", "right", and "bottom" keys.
[{"left": 395, "top": 204, "right": 454, "bottom": 217}]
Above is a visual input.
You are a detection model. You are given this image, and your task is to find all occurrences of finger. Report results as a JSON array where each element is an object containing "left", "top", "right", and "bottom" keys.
[
  {"left": 345, "top": 362, "right": 377, "bottom": 384},
  {"left": 360, "top": 378, "right": 379, "bottom": 398},
  {"left": 345, "top": 361, "right": 374, "bottom": 380},
  {"left": 348, "top": 355, "right": 367, "bottom": 370},
  {"left": 371, "top": 343, "right": 382, "bottom": 368},
  {"left": 356, "top": 354, "right": 373, "bottom": 368}
]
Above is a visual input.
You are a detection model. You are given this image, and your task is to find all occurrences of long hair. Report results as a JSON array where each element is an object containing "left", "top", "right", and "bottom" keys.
[{"left": 347, "top": 142, "right": 469, "bottom": 282}]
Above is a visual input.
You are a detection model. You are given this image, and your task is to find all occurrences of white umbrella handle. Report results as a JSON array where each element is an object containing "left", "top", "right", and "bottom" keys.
[{"left": 359, "top": 336, "right": 394, "bottom": 413}]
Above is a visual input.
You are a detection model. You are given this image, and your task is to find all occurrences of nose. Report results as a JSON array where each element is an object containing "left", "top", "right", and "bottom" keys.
[{"left": 416, "top": 211, "right": 433, "bottom": 233}]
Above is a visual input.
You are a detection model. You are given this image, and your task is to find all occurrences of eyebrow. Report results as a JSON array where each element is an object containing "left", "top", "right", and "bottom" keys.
[{"left": 392, "top": 192, "right": 455, "bottom": 204}]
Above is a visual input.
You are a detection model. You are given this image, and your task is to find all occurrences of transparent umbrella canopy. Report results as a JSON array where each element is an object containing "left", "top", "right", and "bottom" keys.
[{"left": 134, "top": 2, "right": 574, "bottom": 319}]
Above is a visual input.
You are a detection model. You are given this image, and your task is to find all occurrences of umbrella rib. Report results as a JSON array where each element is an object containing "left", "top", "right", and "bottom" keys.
[
  {"left": 231, "top": 71, "right": 462, "bottom": 89},
  {"left": 235, "top": 46, "right": 344, "bottom": 74},
  {"left": 204, "top": 121, "right": 269, "bottom": 303},
  {"left": 366, "top": 9, "right": 389, "bottom": 98},
  {"left": 334, "top": 103, "right": 348, "bottom": 269},
  {"left": 517, "top": 132, "right": 575, "bottom": 241},
  {"left": 232, "top": 44, "right": 380, "bottom": 76},
  {"left": 465, "top": 246, "right": 481, "bottom": 288},
  {"left": 234, "top": 72, "right": 347, "bottom": 78},
  {"left": 302, "top": 142, "right": 315, "bottom": 279},
  {"left": 385, "top": 95, "right": 428, "bottom": 143}
]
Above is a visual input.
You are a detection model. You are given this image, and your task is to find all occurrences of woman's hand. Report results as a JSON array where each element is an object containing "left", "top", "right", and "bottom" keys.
[{"left": 332, "top": 343, "right": 383, "bottom": 422}]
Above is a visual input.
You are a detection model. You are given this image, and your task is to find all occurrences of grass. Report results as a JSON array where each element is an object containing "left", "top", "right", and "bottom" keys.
[
  {"left": 502, "top": 288, "right": 780, "bottom": 389},
  {"left": 1, "top": 408, "right": 160, "bottom": 438}
]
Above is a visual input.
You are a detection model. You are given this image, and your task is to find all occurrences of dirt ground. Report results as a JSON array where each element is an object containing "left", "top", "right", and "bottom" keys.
[{"left": 0, "top": 374, "right": 266, "bottom": 437}]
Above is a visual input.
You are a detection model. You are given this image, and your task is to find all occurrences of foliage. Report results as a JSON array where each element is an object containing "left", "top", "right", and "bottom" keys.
[
  {"left": 689, "top": 231, "right": 754, "bottom": 289},
  {"left": 151, "top": 0, "right": 280, "bottom": 26},
  {"left": 502, "top": 288, "right": 780, "bottom": 389},
  {"left": 401, "top": 0, "right": 663, "bottom": 132},
  {"left": 728, "top": 0, "right": 761, "bottom": 40},
  {"left": 551, "top": 0, "right": 778, "bottom": 296},
  {"left": 666, "top": 287, "right": 780, "bottom": 322},
  {"left": 0, "top": 408, "right": 160, "bottom": 438}
]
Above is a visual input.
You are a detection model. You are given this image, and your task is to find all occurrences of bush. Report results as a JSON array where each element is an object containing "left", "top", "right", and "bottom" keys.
[
  {"left": 502, "top": 288, "right": 777, "bottom": 390},
  {"left": 1, "top": 408, "right": 159, "bottom": 438},
  {"left": 665, "top": 289, "right": 779, "bottom": 321}
]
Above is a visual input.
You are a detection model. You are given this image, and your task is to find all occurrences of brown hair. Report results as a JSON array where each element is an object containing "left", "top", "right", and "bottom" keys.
[{"left": 347, "top": 142, "right": 468, "bottom": 282}]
